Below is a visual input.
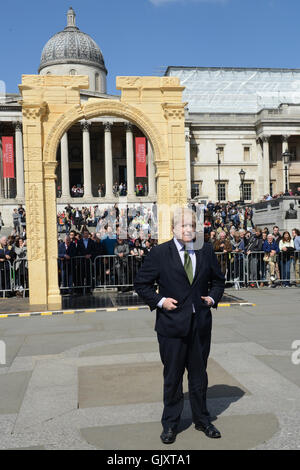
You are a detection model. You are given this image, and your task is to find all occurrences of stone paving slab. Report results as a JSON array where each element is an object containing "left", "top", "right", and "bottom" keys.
[
  {"left": 80, "top": 413, "right": 279, "bottom": 450},
  {"left": 78, "top": 358, "right": 249, "bottom": 409},
  {"left": 0, "top": 371, "right": 32, "bottom": 414},
  {"left": 0, "top": 288, "right": 298, "bottom": 449}
]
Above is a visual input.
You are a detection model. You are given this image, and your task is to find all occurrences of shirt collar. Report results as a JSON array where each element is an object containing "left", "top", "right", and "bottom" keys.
[{"left": 173, "top": 237, "right": 194, "bottom": 253}]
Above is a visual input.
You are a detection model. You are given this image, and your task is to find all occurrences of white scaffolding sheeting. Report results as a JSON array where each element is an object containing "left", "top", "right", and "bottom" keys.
[{"left": 167, "top": 68, "right": 300, "bottom": 113}]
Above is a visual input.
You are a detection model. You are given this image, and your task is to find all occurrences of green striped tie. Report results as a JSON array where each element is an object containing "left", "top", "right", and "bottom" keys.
[{"left": 184, "top": 249, "right": 193, "bottom": 284}]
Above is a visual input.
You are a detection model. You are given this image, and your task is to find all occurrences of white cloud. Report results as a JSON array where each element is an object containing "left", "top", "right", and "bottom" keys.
[{"left": 149, "top": 0, "right": 227, "bottom": 5}]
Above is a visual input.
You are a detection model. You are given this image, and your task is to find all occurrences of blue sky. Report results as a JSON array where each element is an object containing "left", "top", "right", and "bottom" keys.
[{"left": 1, "top": 0, "right": 300, "bottom": 94}]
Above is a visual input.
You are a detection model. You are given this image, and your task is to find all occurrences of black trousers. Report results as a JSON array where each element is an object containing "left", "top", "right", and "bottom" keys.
[{"left": 157, "top": 314, "right": 211, "bottom": 431}]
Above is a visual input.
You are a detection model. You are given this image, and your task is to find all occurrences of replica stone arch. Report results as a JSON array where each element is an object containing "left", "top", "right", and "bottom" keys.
[{"left": 19, "top": 75, "right": 187, "bottom": 308}]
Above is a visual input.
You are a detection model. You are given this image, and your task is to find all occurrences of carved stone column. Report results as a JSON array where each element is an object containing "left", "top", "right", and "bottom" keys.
[
  {"left": 104, "top": 122, "right": 113, "bottom": 198},
  {"left": 14, "top": 122, "right": 25, "bottom": 200},
  {"left": 147, "top": 140, "right": 156, "bottom": 198},
  {"left": 126, "top": 122, "right": 135, "bottom": 197},
  {"left": 262, "top": 135, "right": 271, "bottom": 196},
  {"left": 81, "top": 121, "right": 92, "bottom": 198},
  {"left": 256, "top": 137, "right": 264, "bottom": 200},
  {"left": 21, "top": 102, "right": 50, "bottom": 307},
  {"left": 185, "top": 129, "right": 191, "bottom": 200},
  {"left": 60, "top": 132, "right": 70, "bottom": 198},
  {"left": 44, "top": 160, "right": 61, "bottom": 307},
  {"left": 282, "top": 135, "right": 290, "bottom": 193}
]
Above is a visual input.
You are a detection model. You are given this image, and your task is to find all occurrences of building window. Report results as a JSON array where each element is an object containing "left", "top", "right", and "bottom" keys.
[
  {"left": 243, "top": 183, "right": 252, "bottom": 201},
  {"left": 191, "top": 182, "right": 201, "bottom": 199},
  {"left": 243, "top": 146, "right": 250, "bottom": 161},
  {"left": 69, "top": 69, "right": 77, "bottom": 75},
  {"left": 95, "top": 73, "right": 100, "bottom": 91},
  {"left": 217, "top": 182, "right": 226, "bottom": 201}
]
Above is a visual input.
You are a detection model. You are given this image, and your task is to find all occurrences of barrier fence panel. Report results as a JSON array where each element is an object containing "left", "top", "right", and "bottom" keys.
[
  {"left": 245, "top": 251, "right": 300, "bottom": 287},
  {"left": 94, "top": 254, "right": 145, "bottom": 289},
  {"left": 58, "top": 256, "right": 93, "bottom": 294},
  {"left": 1, "top": 251, "right": 299, "bottom": 298},
  {"left": 0, "top": 261, "right": 13, "bottom": 297},
  {"left": 214, "top": 252, "right": 246, "bottom": 287},
  {"left": 13, "top": 259, "right": 29, "bottom": 297}
]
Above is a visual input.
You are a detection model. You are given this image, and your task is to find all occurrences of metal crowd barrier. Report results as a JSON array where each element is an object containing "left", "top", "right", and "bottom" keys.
[
  {"left": 93, "top": 254, "right": 144, "bottom": 289},
  {"left": 58, "top": 256, "right": 93, "bottom": 294},
  {"left": 0, "top": 260, "right": 13, "bottom": 297},
  {"left": 1, "top": 250, "right": 300, "bottom": 297},
  {"left": 214, "top": 250, "right": 300, "bottom": 288},
  {"left": 13, "top": 259, "right": 29, "bottom": 297}
]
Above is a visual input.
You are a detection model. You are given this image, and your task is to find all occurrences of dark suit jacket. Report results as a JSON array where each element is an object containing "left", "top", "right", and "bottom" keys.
[
  {"left": 76, "top": 238, "right": 95, "bottom": 257},
  {"left": 58, "top": 241, "right": 77, "bottom": 259},
  {"left": 134, "top": 239, "right": 225, "bottom": 338}
]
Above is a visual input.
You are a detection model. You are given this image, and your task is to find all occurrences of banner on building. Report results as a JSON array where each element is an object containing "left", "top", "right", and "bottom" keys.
[
  {"left": 2, "top": 137, "right": 15, "bottom": 178},
  {"left": 135, "top": 137, "right": 147, "bottom": 178}
]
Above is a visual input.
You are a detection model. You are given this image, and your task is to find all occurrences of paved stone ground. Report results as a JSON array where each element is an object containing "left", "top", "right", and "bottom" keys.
[{"left": 0, "top": 288, "right": 299, "bottom": 450}]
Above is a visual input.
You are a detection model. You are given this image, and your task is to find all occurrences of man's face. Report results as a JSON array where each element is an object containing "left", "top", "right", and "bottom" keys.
[
  {"left": 173, "top": 216, "right": 195, "bottom": 243},
  {"left": 83, "top": 231, "right": 89, "bottom": 239},
  {"left": 273, "top": 227, "right": 279, "bottom": 235}
]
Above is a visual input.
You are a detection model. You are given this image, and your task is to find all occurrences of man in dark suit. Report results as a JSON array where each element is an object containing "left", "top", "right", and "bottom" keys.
[
  {"left": 58, "top": 235, "right": 77, "bottom": 294},
  {"left": 76, "top": 229, "right": 95, "bottom": 294},
  {"left": 134, "top": 207, "right": 225, "bottom": 444}
]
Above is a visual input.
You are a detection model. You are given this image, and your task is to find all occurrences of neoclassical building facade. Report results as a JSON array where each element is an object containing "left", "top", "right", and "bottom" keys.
[
  {"left": 166, "top": 66, "right": 300, "bottom": 203},
  {"left": 1, "top": 9, "right": 300, "bottom": 225}
]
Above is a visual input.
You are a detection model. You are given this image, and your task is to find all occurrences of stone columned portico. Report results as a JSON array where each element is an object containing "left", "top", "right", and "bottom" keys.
[{"left": 19, "top": 75, "right": 187, "bottom": 309}]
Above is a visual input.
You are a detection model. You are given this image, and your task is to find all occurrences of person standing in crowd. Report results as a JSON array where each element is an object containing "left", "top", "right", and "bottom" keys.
[
  {"left": 246, "top": 227, "right": 264, "bottom": 287},
  {"left": 76, "top": 229, "right": 94, "bottom": 294},
  {"left": 58, "top": 235, "right": 77, "bottom": 294},
  {"left": 279, "top": 231, "right": 295, "bottom": 287},
  {"left": 114, "top": 237, "right": 129, "bottom": 292},
  {"left": 14, "top": 238, "right": 28, "bottom": 296},
  {"left": 293, "top": 228, "right": 300, "bottom": 286},
  {"left": 0, "top": 212, "right": 4, "bottom": 233},
  {"left": 12, "top": 209, "right": 20, "bottom": 234},
  {"left": 263, "top": 234, "right": 280, "bottom": 288},
  {"left": 0, "top": 236, "right": 15, "bottom": 295},
  {"left": 272, "top": 226, "right": 281, "bottom": 246}
]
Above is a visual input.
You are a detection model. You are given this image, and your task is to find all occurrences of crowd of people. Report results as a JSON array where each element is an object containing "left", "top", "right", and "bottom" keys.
[
  {"left": 261, "top": 185, "right": 300, "bottom": 201},
  {"left": 200, "top": 200, "right": 300, "bottom": 288},
  {"left": 0, "top": 199, "right": 299, "bottom": 297}
]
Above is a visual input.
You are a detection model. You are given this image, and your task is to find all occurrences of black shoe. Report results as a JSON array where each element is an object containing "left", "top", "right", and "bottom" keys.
[
  {"left": 195, "top": 423, "right": 221, "bottom": 438},
  {"left": 160, "top": 428, "right": 177, "bottom": 444}
]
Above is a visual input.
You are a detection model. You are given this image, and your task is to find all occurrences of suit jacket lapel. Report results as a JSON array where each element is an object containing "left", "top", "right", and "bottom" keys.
[{"left": 192, "top": 248, "right": 204, "bottom": 286}]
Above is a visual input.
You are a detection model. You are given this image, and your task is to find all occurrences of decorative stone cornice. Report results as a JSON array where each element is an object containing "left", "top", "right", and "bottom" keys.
[
  {"left": 162, "top": 103, "right": 186, "bottom": 121},
  {"left": 43, "top": 161, "right": 58, "bottom": 180},
  {"left": 21, "top": 101, "right": 48, "bottom": 121}
]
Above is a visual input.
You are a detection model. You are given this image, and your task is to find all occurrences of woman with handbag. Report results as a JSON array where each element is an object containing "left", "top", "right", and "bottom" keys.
[{"left": 279, "top": 231, "right": 295, "bottom": 287}]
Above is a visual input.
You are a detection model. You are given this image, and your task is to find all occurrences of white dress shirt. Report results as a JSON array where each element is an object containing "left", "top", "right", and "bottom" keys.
[{"left": 157, "top": 237, "right": 214, "bottom": 310}]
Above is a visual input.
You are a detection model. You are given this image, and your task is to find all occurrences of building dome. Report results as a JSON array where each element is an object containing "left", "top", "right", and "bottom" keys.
[
  {"left": 39, "top": 8, "right": 107, "bottom": 73},
  {"left": 39, "top": 8, "right": 107, "bottom": 93}
]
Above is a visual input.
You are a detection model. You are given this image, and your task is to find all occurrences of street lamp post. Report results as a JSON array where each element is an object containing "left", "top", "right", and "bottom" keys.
[
  {"left": 216, "top": 147, "right": 222, "bottom": 201},
  {"left": 282, "top": 151, "right": 291, "bottom": 196},
  {"left": 239, "top": 168, "right": 246, "bottom": 203}
]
